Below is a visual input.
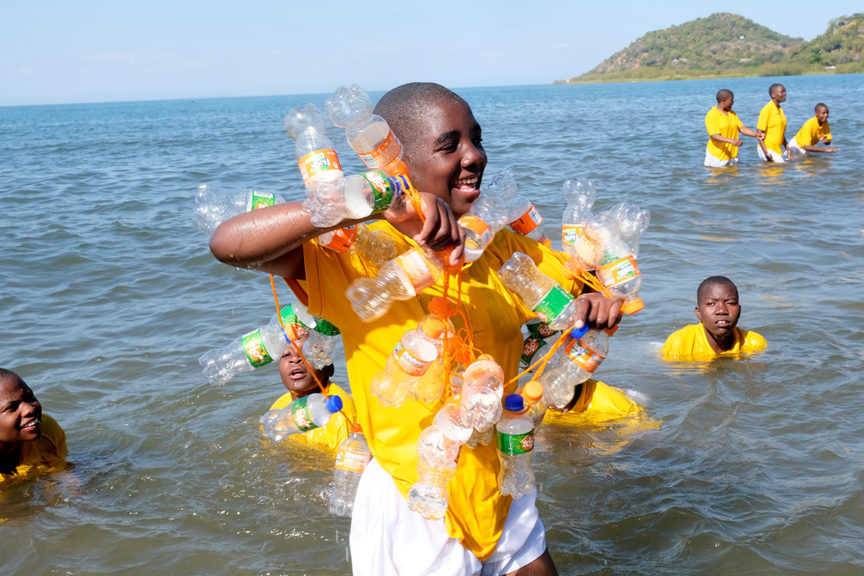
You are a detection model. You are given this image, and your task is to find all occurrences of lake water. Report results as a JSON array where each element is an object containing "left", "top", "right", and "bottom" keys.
[{"left": 1, "top": 74, "right": 863, "bottom": 575}]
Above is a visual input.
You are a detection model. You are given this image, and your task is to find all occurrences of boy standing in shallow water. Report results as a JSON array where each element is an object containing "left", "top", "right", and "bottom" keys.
[
  {"left": 0, "top": 368, "right": 67, "bottom": 486},
  {"left": 662, "top": 276, "right": 766, "bottom": 361},
  {"left": 789, "top": 103, "right": 838, "bottom": 157},
  {"left": 704, "top": 89, "right": 762, "bottom": 168},
  {"left": 757, "top": 83, "right": 790, "bottom": 163}
]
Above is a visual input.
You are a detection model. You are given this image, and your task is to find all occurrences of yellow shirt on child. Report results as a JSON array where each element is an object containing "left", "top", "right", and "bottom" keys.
[
  {"left": 757, "top": 102, "right": 787, "bottom": 156},
  {"left": 268, "top": 383, "right": 356, "bottom": 452},
  {"left": 793, "top": 117, "right": 832, "bottom": 147},
  {"left": 0, "top": 414, "right": 67, "bottom": 488},
  {"left": 705, "top": 106, "right": 744, "bottom": 162},
  {"left": 662, "top": 323, "right": 766, "bottom": 361}
]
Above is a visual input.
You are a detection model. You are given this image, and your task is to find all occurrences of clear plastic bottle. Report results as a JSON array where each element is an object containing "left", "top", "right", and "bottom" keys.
[
  {"left": 326, "top": 84, "right": 409, "bottom": 177},
  {"left": 193, "top": 184, "right": 285, "bottom": 235},
  {"left": 498, "top": 252, "right": 578, "bottom": 331},
  {"left": 260, "top": 393, "right": 343, "bottom": 442},
  {"left": 458, "top": 190, "right": 509, "bottom": 262},
  {"left": 539, "top": 324, "right": 609, "bottom": 409},
  {"left": 588, "top": 209, "right": 649, "bottom": 315},
  {"left": 370, "top": 315, "right": 447, "bottom": 407},
  {"left": 460, "top": 355, "right": 504, "bottom": 433},
  {"left": 329, "top": 423, "right": 372, "bottom": 517},
  {"left": 289, "top": 302, "right": 342, "bottom": 370},
  {"left": 284, "top": 104, "right": 356, "bottom": 227},
  {"left": 520, "top": 379, "right": 547, "bottom": 428},
  {"left": 346, "top": 247, "right": 443, "bottom": 322},
  {"left": 560, "top": 179, "right": 596, "bottom": 273},
  {"left": 341, "top": 170, "right": 414, "bottom": 219},
  {"left": 407, "top": 459, "right": 457, "bottom": 519},
  {"left": 199, "top": 306, "right": 308, "bottom": 386},
  {"left": 491, "top": 171, "right": 551, "bottom": 246},
  {"left": 497, "top": 394, "right": 536, "bottom": 498}
]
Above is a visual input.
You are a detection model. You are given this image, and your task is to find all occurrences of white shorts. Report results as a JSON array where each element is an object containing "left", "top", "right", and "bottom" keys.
[
  {"left": 757, "top": 145, "right": 786, "bottom": 163},
  {"left": 704, "top": 150, "right": 739, "bottom": 168},
  {"left": 788, "top": 138, "right": 806, "bottom": 157},
  {"left": 349, "top": 458, "right": 547, "bottom": 576}
]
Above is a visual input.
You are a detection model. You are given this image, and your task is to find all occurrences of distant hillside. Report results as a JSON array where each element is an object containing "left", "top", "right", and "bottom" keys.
[{"left": 561, "top": 13, "right": 864, "bottom": 83}]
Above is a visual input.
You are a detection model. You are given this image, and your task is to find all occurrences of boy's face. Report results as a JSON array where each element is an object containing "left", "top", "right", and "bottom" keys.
[
  {"left": 695, "top": 283, "right": 741, "bottom": 342},
  {"left": 403, "top": 96, "right": 487, "bottom": 218},
  {"left": 719, "top": 96, "right": 734, "bottom": 111},
  {"left": 278, "top": 336, "right": 330, "bottom": 397},
  {"left": 0, "top": 375, "right": 42, "bottom": 445},
  {"left": 816, "top": 106, "right": 829, "bottom": 124},
  {"left": 771, "top": 85, "right": 786, "bottom": 103}
]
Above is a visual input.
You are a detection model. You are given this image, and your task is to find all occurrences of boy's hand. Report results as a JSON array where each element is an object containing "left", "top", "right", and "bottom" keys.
[
  {"left": 382, "top": 192, "right": 465, "bottom": 265},
  {"left": 572, "top": 293, "right": 623, "bottom": 332}
]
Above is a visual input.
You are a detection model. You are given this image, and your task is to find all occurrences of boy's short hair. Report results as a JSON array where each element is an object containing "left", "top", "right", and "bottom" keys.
[
  {"left": 769, "top": 83, "right": 784, "bottom": 97},
  {"left": 815, "top": 102, "right": 828, "bottom": 113},
  {"left": 716, "top": 89, "right": 733, "bottom": 103},
  {"left": 696, "top": 276, "right": 738, "bottom": 303}
]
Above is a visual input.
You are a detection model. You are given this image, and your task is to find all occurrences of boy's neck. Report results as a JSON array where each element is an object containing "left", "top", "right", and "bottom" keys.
[{"left": 702, "top": 326, "right": 736, "bottom": 353}]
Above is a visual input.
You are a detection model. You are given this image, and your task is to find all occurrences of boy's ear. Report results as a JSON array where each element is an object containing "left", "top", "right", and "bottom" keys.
[{"left": 323, "top": 364, "right": 335, "bottom": 380}]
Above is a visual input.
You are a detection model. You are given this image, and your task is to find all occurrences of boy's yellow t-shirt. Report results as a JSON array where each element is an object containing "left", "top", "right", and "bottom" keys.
[
  {"left": 0, "top": 414, "right": 67, "bottom": 488},
  {"left": 793, "top": 117, "right": 832, "bottom": 147},
  {"left": 757, "top": 102, "right": 788, "bottom": 155},
  {"left": 662, "top": 323, "right": 766, "bottom": 361},
  {"left": 302, "top": 221, "right": 582, "bottom": 559},
  {"left": 268, "top": 383, "right": 356, "bottom": 452},
  {"left": 705, "top": 106, "right": 744, "bottom": 161}
]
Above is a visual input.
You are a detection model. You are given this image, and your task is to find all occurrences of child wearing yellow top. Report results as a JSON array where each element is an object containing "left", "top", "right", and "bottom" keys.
[
  {"left": 0, "top": 368, "right": 67, "bottom": 488},
  {"left": 268, "top": 331, "right": 356, "bottom": 452},
  {"left": 663, "top": 276, "right": 766, "bottom": 361},
  {"left": 211, "top": 82, "right": 624, "bottom": 575},
  {"left": 704, "top": 89, "right": 761, "bottom": 168},
  {"left": 757, "top": 83, "right": 789, "bottom": 163},
  {"left": 789, "top": 103, "right": 838, "bottom": 157}
]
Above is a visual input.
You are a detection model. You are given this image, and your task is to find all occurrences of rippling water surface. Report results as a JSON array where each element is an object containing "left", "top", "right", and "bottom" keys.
[{"left": 2, "top": 75, "right": 863, "bottom": 575}]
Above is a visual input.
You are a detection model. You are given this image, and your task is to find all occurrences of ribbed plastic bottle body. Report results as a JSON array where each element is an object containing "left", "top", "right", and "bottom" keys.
[
  {"left": 433, "top": 400, "right": 474, "bottom": 445},
  {"left": 327, "top": 85, "right": 405, "bottom": 173},
  {"left": 351, "top": 224, "right": 397, "bottom": 267},
  {"left": 260, "top": 393, "right": 340, "bottom": 442},
  {"left": 459, "top": 195, "right": 509, "bottom": 262},
  {"left": 329, "top": 430, "right": 371, "bottom": 517},
  {"left": 407, "top": 460, "right": 457, "bottom": 519},
  {"left": 416, "top": 424, "right": 461, "bottom": 468},
  {"left": 371, "top": 327, "right": 440, "bottom": 407},
  {"left": 594, "top": 231, "right": 643, "bottom": 314},
  {"left": 198, "top": 315, "right": 292, "bottom": 386},
  {"left": 346, "top": 248, "right": 442, "bottom": 321},
  {"left": 498, "top": 252, "right": 577, "bottom": 330},
  {"left": 542, "top": 329, "right": 608, "bottom": 408},
  {"left": 460, "top": 358, "right": 504, "bottom": 432},
  {"left": 497, "top": 398, "right": 536, "bottom": 498},
  {"left": 194, "top": 185, "right": 284, "bottom": 235}
]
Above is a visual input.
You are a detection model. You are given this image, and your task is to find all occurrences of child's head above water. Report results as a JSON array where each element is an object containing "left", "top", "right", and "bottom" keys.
[
  {"left": 695, "top": 276, "right": 741, "bottom": 350},
  {"left": 374, "top": 82, "right": 487, "bottom": 218},
  {"left": 0, "top": 369, "right": 43, "bottom": 450},
  {"left": 278, "top": 335, "right": 334, "bottom": 399}
]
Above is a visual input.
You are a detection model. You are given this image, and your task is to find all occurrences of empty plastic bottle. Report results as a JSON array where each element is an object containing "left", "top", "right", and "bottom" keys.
[
  {"left": 459, "top": 184, "right": 509, "bottom": 262},
  {"left": 193, "top": 184, "right": 285, "bottom": 235},
  {"left": 560, "top": 179, "right": 597, "bottom": 273},
  {"left": 326, "top": 84, "right": 409, "bottom": 177},
  {"left": 341, "top": 169, "right": 414, "bottom": 219},
  {"left": 199, "top": 306, "right": 308, "bottom": 386},
  {"left": 329, "top": 423, "right": 372, "bottom": 517},
  {"left": 346, "top": 247, "right": 443, "bottom": 322},
  {"left": 370, "top": 315, "right": 448, "bottom": 407},
  {"left": 498, "top": 252, "right": 578, "bottom": 331},
  {"left": 520, "top": 380, "right": 547, "bottom": 428},
  {"left": 587, "top": 209, "right": 649, "bottom": 315},
  {"left": 460, "top": 355, "right": 504, "bottom": 433},
  {"left": 497, "top": 394, "right": 536, "bottom": 498},
  {"left": 407, "top": 459, "right": 457, "bottom": 519},
  {"left": 539, "top": 324, "right": 609, "bottom": 409},
  {"left": 491, "top": 171, "right": 551, "bottom": 246},
  {"left": 261, "top": 393, "right": 343, "bottom": 442}
]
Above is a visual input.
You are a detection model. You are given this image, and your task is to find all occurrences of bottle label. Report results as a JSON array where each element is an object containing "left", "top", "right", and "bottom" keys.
[
  {"left": 246, "top": 190, "right": 276, "bottom": 212},
  {"left": 297, "top": 149, "right": 342, "bottom": 183},
  {"left": 597, "top": 255, "right": 640, "bottom": 288},
  {"left": 396, "top": 248, "right": 436, "bottom": 293},
  {"left": 241, "top": 329, "right": 273, "bottom": 368},
  {"left": 389, "top": 174, "right": 413, "bottom": 199},
  {"left": 564, "top": 338, "right": 605, "bottom": 373},
  {"left": 498, "top": 430, "right": 535, "bottom": 455},
  {"left": 509, "top": 205, "right": 542, "bottom": 235},
  {"left": 521, "top": 335, "right": 546, "bottom": 367},
  {"left": 561, "top": 224, "right": 584, "bottom": 248},
  {"left": 314, "top": 318, "right": 340, "bottom": 336},
  {"left": 459, "top": 215, "right": 492, "bottom": 251},
  {"left": 320, "top": 226, "right": 357, "bottom": 253},
  {"left": 358, "top": 130, "right": 401, "bottom": 168},
  {"left": 361, "top": 170, "right": 396, "bottom": 214},
  {"left": 290, "top": 396, "right": 318, "bottom": 432},
  {"left": 335, "top": 448, "right": 372, "bottom": 473},
  {"left": 532, "top": 285, "right": 573, "bottom": 323},
  {"left": 393, "top": 341, "right": 432, "bottom": 376}
]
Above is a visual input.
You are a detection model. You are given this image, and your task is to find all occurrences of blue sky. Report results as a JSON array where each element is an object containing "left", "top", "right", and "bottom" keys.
[{"left": 1, "top": 0, "right": 860, "bottom": 106}]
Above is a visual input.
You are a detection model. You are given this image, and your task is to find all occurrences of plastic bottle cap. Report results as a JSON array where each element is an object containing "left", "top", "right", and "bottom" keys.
[
  {"left": 569, "top": 323, "right": 590, "bottom": 340},
  {"left": 621, "top": 298, "right": 644, "bottom": 315},
  {"left": 504, "top": 394, "right": 524, "bottom": 413},
  {"left": 521, "top": 380, "right": 543, "bottom": 403},
  {"left": 421, "top": 316, "right": 447, "bottom": 339},
  {"left": 326, "top": 395, "right": 343, "bottom": 413}
]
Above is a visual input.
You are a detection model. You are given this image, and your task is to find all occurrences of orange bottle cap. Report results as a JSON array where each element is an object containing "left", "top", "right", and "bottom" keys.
[{"left": 621, "top": 298, "right": 644, "bottom": 315}]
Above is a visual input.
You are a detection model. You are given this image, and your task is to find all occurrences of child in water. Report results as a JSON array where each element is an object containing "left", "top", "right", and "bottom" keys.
[
  {"left": 0, "top": 368, "right": 67, "bottom": 487},
  {"left": 266, "top": 321, "right": 356, "bottom": 452},
  {"left": 662, "top": 276, "right": 766, "bottom": 361},
  {"left": 788, "top": 103, "right": 838, "bottom": 157}
]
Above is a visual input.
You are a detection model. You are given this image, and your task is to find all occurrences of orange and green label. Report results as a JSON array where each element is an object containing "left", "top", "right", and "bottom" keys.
[
  {"left": 297, "top": 149, "right": 341, "bottom": 183},
  {"left": 498, "top": 430, "right": 535, "bottom": 455},
  {"left": 290, "top": 396, "right": 318, "bottom": 432},
  {"left": 358, "top": 130, "right": 401, "bottom": 168},
  {"left": 246, "top": 190, "right": 276, "bottom": 212},
  {"left": 533, "top": 285, "right": 573, "bottom": 324},
  {"left": 335, "top": 449, "right": 372, "bottom": 473},
  {"left": 564, "top": 338, "right": 604, "bottom": 373},
  {"left": 509, "top": 205, "right": 542, "bottom": 235},
  {"left": 361, "top": 170, "right": 397, "bottom": 213},
  {"left": 241, "top": 329, "right": 273, "bottom": 368},
  {"left": 597, "top": 255, "right": 640, "bottom": 288}
]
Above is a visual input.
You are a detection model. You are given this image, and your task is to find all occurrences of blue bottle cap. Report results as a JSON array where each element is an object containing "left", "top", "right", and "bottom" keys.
[
  {"left": 504, "top": 394, "right": 524, "bottom": 413},
  {"left": 569, "top": 323, "right": 590, "bottom": 340},
  {"left": 326, "top": 395, "right": 343, "bottom": 413}
]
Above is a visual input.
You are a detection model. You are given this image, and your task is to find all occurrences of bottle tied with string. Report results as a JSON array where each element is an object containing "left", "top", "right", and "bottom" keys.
[
  {"left": 261, "top": 393, "right": 343, "bottom": 442},
  {"left": 497, "top": 394, "right": 536, "bottom": 498},
  {"left": 329, "top": 422, "right": 372, "bottom": 517},
  {"left": 560, "top": 178, "right": 597, "bottom": 274},
  {"left": 498, "top": 251, "right": 579, "bottom": 331},
  {"left": 193, "top": 184, "right": 286, "bottom": 235},
  {"left": 538, "top": 324, "right": 609, "bottom": 409},
  {"left": 292, "top": 302, "right": 341, "bottom": 370},
  {"left": 198, "top": 305, "right": 310, "bottom": 386},
  {"left": 493, "top": 171, "right": 551, "bottom": 246},
  {"left": 459, "top": 355, "right": 505, "bottom": 434}
]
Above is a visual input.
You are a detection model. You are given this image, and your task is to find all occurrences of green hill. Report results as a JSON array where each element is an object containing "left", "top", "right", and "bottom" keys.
[{"left": 561, "top": 12, "right": 864, "bottom": 83}]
